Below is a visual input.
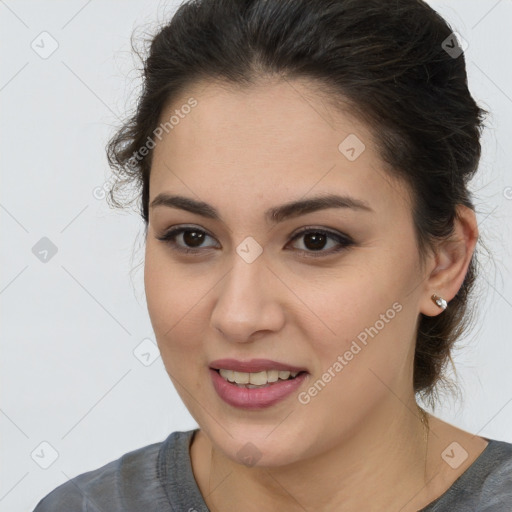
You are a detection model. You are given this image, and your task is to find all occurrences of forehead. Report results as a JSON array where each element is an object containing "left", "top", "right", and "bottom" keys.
[{"left": 149, "top": 79, "right": 411, "bottom": 216}]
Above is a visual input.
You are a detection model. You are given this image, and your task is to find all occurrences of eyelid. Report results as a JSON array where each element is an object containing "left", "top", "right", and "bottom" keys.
[
  {"left": 155, "top": 225, "right": 218, "bottom": 252},
  {"left": 288, "top": 226, "right": 353, "bottom": 258},
  {"left": 156, "top": 224, "right": 354, "bottom": 257}
]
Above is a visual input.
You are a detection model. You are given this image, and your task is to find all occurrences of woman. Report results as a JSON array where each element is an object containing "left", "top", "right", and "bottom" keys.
[{"left": 33, "top": 0, "right": 512, "bottom": 510}]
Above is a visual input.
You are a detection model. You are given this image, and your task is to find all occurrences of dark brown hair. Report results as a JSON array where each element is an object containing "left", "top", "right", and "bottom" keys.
[{"left": 106, "top": 0, "right": 490, "bottom": 408}]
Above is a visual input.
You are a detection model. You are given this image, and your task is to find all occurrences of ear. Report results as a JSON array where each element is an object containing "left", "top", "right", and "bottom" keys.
[{"left": 420, "top": 205, "right": 479, "bottom": 317}]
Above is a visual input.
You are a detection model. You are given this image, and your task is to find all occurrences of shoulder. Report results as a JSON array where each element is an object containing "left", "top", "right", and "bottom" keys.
[
  {"left": 476, "top": 439, "right": 512, "bottom": 508},
  {"left": 424, "top": 438, "right": 512, "bottom": 511},
  {"left": 31, "top": 431, "right": 190, "bottom": 512}
]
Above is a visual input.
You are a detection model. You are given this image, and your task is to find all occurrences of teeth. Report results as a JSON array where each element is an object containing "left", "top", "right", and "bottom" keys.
[
  {"left": 233, "top": 371, "right": 249, "bottom": 384},
  {"left": 221, "top": 369, "right": 235, "bottom": 382},
  {"left": 218, "top": 369, "right": 300, "bottom": 385},
  {"left": 267, "top": 370, "right": 279, "bottom": 382},
  {"left": 249, "top": 371, "right": 267, "bottom": 385}
]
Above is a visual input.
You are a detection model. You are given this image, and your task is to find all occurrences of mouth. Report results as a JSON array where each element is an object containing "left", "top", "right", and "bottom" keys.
[
  {"left": 211, "top": 368, "right": 308, "bottom": 388},
  {"left": 208, "top": 358, "right": 309, "bottom": 409}
]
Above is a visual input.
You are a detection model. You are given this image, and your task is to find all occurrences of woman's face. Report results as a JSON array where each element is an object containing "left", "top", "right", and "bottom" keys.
[{"left": 144, "top": 79, "right": 431, "bottom": 466}]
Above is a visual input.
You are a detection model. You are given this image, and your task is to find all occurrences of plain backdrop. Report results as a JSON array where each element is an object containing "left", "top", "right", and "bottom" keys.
[{"left": 1, "top": 0, "right": 511, "bottom": 510}]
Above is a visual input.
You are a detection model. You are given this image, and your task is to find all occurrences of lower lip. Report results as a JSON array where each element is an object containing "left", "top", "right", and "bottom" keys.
[{"left": 209, "top": 368, "right": 308, "bottom": 409}]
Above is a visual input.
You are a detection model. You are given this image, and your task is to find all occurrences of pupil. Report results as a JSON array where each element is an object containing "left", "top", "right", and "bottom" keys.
[
  {"left": 305, "top": 233, "right": 326, "bottom": 250},
  {"left": 184, "top": 230, "right": 204, "bottom": 247},
  {"left": 182, "top": 231, "right": 327, "bottom": 250}
]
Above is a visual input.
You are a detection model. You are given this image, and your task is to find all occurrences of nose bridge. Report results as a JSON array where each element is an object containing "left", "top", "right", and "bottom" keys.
[
  {"left": 221, "top": 231, "right": 269, "bottom": 300},
  {"left": 210, "top": 247, "right": 284, "bottom": 340}
]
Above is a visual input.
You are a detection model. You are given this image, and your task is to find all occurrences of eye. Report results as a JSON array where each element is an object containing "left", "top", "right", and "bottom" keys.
[
  {"left": 156, "top": 226, "right": 219, "bottom": 254},
  {"left": 287, "top": 227, "right": 354, "bottom": 258},
  {"left": 156, "top": 225, "right": 354, "bottom": 258}
]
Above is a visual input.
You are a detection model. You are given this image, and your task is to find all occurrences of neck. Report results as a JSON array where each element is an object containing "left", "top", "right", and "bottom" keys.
[{"left": 195, "top": 397, "right": 433, "bottom": 512}]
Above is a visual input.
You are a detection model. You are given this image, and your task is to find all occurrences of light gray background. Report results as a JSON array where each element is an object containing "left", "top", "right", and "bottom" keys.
[{"left": 1, "top": 1, "right": 511, "bottom": 510}]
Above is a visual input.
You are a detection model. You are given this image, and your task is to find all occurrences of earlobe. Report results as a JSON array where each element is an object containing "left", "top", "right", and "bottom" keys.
[
  {"left": 420, "top": 205, "right": 478, "bottom": 317},
  {"left": 431, "top": 293, "right": 447, "bottom": 311},
  {"left": 421, "top": 290, "right": 450, "bottom": 318}
]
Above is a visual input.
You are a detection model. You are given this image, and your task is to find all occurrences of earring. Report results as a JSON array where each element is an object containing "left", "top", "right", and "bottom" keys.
[{"left": 431, "top": 294, "right": 447, "bottom": 311}]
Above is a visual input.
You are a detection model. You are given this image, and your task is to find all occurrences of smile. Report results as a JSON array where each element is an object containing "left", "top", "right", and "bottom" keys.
[
  {"left": 217, "top": 369, "right": 301, "bottom": 387},
  {"left": 210, "top": 368, "right": 308, "bottom": 409}
]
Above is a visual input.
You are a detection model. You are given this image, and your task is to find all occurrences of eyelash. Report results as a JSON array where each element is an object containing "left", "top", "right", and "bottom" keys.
[{"left": 155, "top": 225, "right": 354, "bottom": 259}]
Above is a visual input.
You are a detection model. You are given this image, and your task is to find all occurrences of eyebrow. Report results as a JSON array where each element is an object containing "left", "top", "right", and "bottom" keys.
[{"left": 149, "top": 193, "right": 373, "bottom": 223}]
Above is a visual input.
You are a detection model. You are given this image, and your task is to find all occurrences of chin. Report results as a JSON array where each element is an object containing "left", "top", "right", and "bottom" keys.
[{"left": 203, "top": 418, "right": 313, "bottom": 468}]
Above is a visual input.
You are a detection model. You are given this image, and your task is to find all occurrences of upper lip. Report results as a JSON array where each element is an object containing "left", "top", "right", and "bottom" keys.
[{"left": 209, "top": 358, "right": 308, "bottom": 373}]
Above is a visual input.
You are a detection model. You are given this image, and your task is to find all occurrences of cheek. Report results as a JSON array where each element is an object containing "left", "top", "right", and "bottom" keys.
[
  {"left": 296, "top": 298, "right": 413, "bottom": 431},
  {"left": 144, "top": 246, "right": 204, "bottom": 351},
  {"left": 144, "top": 254, "right": 173, "bottom": 336},
  {"left": 296, "top": 261, "right": 415, "bottom": 384},
  {"left": 144, "top": 252, "right": 209, "bottom": 404}
]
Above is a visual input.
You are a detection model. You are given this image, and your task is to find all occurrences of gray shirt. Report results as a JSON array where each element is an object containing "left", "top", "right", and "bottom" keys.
[{"left": 32, "top": 429, "right": 512, "bottom": 511}]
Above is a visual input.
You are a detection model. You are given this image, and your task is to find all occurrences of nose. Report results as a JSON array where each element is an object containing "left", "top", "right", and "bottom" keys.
[{"left": 210, "top": 253, "right": 286, "bottom": 343}]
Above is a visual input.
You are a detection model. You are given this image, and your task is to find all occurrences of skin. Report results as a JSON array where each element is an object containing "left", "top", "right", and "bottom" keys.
[{"left": 144, "top": 78, "right": 488, "bottom": 511}]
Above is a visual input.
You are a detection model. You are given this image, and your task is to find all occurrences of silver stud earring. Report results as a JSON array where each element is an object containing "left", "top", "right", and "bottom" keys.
[{"left": 431, "top": 294, "right": 447, "bottom": 311}]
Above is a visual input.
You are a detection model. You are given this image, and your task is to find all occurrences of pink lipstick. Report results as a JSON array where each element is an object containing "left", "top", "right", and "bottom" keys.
[{"left": 209, "top": 358, "right": 309, "bottom": 409}]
